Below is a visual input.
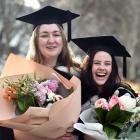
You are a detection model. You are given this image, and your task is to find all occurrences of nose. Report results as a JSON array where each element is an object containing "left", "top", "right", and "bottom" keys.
[
  {"left": 48, "top": 35, "right": 55, "bottom": 43},
  {"left": 99, "top": 63, "right": 105, "bottom": 70}
]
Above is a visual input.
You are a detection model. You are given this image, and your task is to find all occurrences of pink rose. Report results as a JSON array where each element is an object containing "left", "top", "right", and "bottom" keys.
[
  {"left": 95, "top": 98, "right": 109, "bottom": 110},
  {"left": 108, "top": 95, "right": 124, "bottom": 110}
]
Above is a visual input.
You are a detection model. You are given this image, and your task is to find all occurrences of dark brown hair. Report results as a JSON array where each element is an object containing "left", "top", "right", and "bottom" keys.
[{"left": 81, "top": 50, "right": 121, "bottom": 104}]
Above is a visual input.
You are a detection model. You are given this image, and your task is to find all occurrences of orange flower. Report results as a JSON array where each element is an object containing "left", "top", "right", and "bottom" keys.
[{"left": 3, "top": 87, "right": 17, "bottom": 101}]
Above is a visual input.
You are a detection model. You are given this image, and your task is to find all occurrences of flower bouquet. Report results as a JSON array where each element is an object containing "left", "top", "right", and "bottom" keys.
[
  {"left": 0, "top": 53, "right": 81, "bottom": 138},
  {"left": 74, "top": 93, "right": 140, "bottom": 140},
  {"left": 119, "top": 94, "right": 140, "bottom": 140},
  {"left": 3, "top": 74, "right": 71, "bottom": 114}
]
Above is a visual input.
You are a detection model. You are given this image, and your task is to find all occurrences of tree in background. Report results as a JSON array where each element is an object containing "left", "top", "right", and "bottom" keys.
[{"left": 1, "top": 0, "right": 140, "bottom": 83}]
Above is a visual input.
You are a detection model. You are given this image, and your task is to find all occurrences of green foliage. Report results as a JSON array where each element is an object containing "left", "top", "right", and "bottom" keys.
[
  {"left": 95, "top": 104, "right": 133, "bottom": 138},
  {"left": 4, "top": 75, "right": 38, "bottom": 113},
  {"left": 16, "top": 94, "right": 37, "bottom": 113},
  {"left": 95, "top": 108, "right": 107, "bottom": 123},
  {"left": 119, "top": 122, "right": 140, "bottom": 139}
]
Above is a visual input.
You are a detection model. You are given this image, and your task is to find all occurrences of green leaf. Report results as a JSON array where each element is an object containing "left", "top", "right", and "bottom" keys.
[
  {"left": 24, "top": 95, "right": 36, "bottom": 106},
  {"left": 112, "top": 110, "right": 133, "bottom": 130},
  {"left": 17, "top": 95, "right": 36, "bottom": 113},
  {"left": 112, "top": 122, "right": 124, "bottom": 129},
  {"left": 105, "top": 104, "right": 121, "bottom": 122},
  {"left": 117, "top": 110, "right": 133, "bottom": 123},
  {"left": 95, "top": 108, "right": 108, "bottom": 123},
  {"left": 17, "top": 100, "right": 26, "bottom": 113},
  {"left": 105, "top": 104, "right": 133, "bottom": 130},
  {"left": 104, "top": 125, "right": 117, "bottom": 138}
]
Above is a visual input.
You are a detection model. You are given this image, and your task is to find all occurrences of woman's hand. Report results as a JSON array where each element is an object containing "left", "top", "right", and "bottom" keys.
[
  {"left": 55, "top": 133, "right": 76, "bottom": 140},
  {"left": 14, "top": 129, "right": 76, "bottom": 140},
  {"left": 14, "top": 130, "right": 76, "bottom": 140},
  {"left": 84, "top": 135, "right": 96, "bottom": 140}
]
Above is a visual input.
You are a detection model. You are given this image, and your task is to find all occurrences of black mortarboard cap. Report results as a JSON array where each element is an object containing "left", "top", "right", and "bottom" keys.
[
  {"left": 16, "top": 6, "right": 80, "bottom": 42},
  {"left": 72, "top": 36, "right": 131, "bottom": 78}
]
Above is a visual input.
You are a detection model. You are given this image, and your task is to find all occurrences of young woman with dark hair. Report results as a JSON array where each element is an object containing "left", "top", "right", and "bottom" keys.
[
  {"left": 81, "top": 49, "right": 121, "bottom": 105},
  {"left": 72, "top": 36, "right": 137, "bottom": 140}
]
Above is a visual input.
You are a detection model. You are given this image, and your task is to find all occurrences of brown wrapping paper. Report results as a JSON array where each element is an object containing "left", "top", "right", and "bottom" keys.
[
  {"left": 0, "top": 53, "right": 72, "bottom": 89},
  {"left": 0, "top": 53, "right": 81, "bottom": 138}
]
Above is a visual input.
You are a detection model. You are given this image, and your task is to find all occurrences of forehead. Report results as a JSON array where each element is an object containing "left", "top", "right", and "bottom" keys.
[
  {"left": 39, "top": 24, "right": 60, "bottom": 32},
  {"left": 93, "top": 51, "right": 112, "bottom": 61}
]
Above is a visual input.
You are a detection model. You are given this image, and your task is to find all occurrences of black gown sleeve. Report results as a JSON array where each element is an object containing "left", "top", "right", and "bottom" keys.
[
  {"left": 0, "top": 126, "right": 15, "bottom": 140},
  {"left": 54, "top": 68, "right": 72, "bottom": 80},
  {"left": 114, "top": 83, "right": 138, "bottom": 98}
]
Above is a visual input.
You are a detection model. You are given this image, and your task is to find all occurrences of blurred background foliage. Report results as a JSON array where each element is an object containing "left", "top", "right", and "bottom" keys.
[{"left": 0, "top": 0, "right": 140, "bottom": 83}]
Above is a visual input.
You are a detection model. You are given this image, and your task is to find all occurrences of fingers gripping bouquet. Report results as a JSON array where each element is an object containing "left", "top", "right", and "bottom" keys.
[
  {"left": 74, "top": 93, "right": 140, "bottom": 140},
  {"left": 0, "top": 54, "right": 81, "bottom": 138}
]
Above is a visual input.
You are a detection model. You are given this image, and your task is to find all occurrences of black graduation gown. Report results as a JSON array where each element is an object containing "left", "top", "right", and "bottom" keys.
[
  {"left": 54, "top": 67, "right": 72, "bottom": 80},
  {"left": 0, "top": 127, "right": 14, "bottom": 140}
]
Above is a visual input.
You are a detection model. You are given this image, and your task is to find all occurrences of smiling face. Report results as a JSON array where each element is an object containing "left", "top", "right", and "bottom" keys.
[
  {"left": 92, "top": 51, "right": 112, "bottom": 86},
  {"left": 37, "top": 24, "right": 63, "bottom": 61}
]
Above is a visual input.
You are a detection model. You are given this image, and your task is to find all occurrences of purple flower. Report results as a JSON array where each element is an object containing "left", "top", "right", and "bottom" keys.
[
  {"left": 47, "top": 80, "right": 59, "bottom": 92},
  {"left": 31, "top": 79, "right": 59, "bottom": 106},
  {"left": 33, "top": 91, "right": 46, "bottom": 105}
]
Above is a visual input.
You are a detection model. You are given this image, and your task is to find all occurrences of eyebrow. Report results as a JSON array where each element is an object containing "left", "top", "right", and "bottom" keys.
[
  {"left": 93, "top": 60, "right": 112, "bottom": 63},
  {"left": 40, "top": 30, "right": 60, "bottom": 33}
]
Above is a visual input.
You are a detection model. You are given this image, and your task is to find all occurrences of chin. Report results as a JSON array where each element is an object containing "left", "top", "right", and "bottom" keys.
[
  {"left": 97, "top": 83, "right": 105, "bottom": 86},
  {"left": 96, "top": 80, "right": 107, "bottom": 86}
]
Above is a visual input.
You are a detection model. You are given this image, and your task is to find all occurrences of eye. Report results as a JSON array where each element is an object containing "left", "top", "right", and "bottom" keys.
[
  {"left": 104, "top": 62, "right": 111, "bottom": 66},
  {"left": 39, "top": 33, "right": 49, "bottom": 38},
  {"left": 53, "top": 33, "right": 61, "bottom": 37},
  {"left": 93, "top": 61, "right": 101, "bottom": 65}
]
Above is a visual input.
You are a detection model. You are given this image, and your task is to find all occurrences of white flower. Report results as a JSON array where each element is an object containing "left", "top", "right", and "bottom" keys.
[
  {"left": 119, "top": 93, "right": 137, "bottom": 111},
  {"left": 47, "top": 90, "right": 56, "bottom": 101},
  {"left": 114, "top": 89, "right": 120, "bottom": 96},
  {"left": 130, "top": 107, "right": 140, "bottom": 122},
  {"left": 132, "top": 106, "right": 140, "bottom": 113}
]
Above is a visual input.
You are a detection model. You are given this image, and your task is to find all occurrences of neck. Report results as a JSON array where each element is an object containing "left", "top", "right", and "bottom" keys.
[
  {"left": 44, "top": 57, "right": 58, "bottom": 68},
  {"left": 97, "top": 86, "right": 103, "bottom": 93}
]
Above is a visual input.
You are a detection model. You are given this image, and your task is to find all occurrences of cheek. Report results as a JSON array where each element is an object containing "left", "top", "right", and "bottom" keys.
[
  {"left": 92, "top": 65, "right": 96, "bottom": 77},
  {"left": 57, "top": 38, "right": 64, "bottom": 52},
  {"left": 38, "top": 38, "right": 46, "bottom": 45},
  {"left": 38, "top": 39, "right": 45, "bottom": 50},
  {"left": 57, "top": 46, "right": 63, "bottom": 54},
  {"left": 92, "top": 64, "right": 98, "bottom": 72},
  {"left": 57, "top": 38, "right": 63, "bottom": 46},
  {"left": 108, "top": 66, "right": 112, "bottom": 74}
]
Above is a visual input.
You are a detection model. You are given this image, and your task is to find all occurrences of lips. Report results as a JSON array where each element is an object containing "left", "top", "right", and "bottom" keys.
[
  {"left": 46, "top": 46, "right": 57, "bottom": 50},
  {"left": 95, "top": 73, "right": 108, "bottom": 82},
  {"left": 96, "top": 73, "right": 106, "bottom": 77},
  {"left": 46, "top": 46, "right": 57, "bottom": 49}
]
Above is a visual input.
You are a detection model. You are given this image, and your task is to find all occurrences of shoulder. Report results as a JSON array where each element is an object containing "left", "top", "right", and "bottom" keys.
[
  {"left": 114, "top": 82, "right": 138, "bottom": 97},
  {"left": 54, "top": 66, "right": 71, "bottom": 80},
  {"left": 55, "top": 66, "right": 80, "bottom": 79}
]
